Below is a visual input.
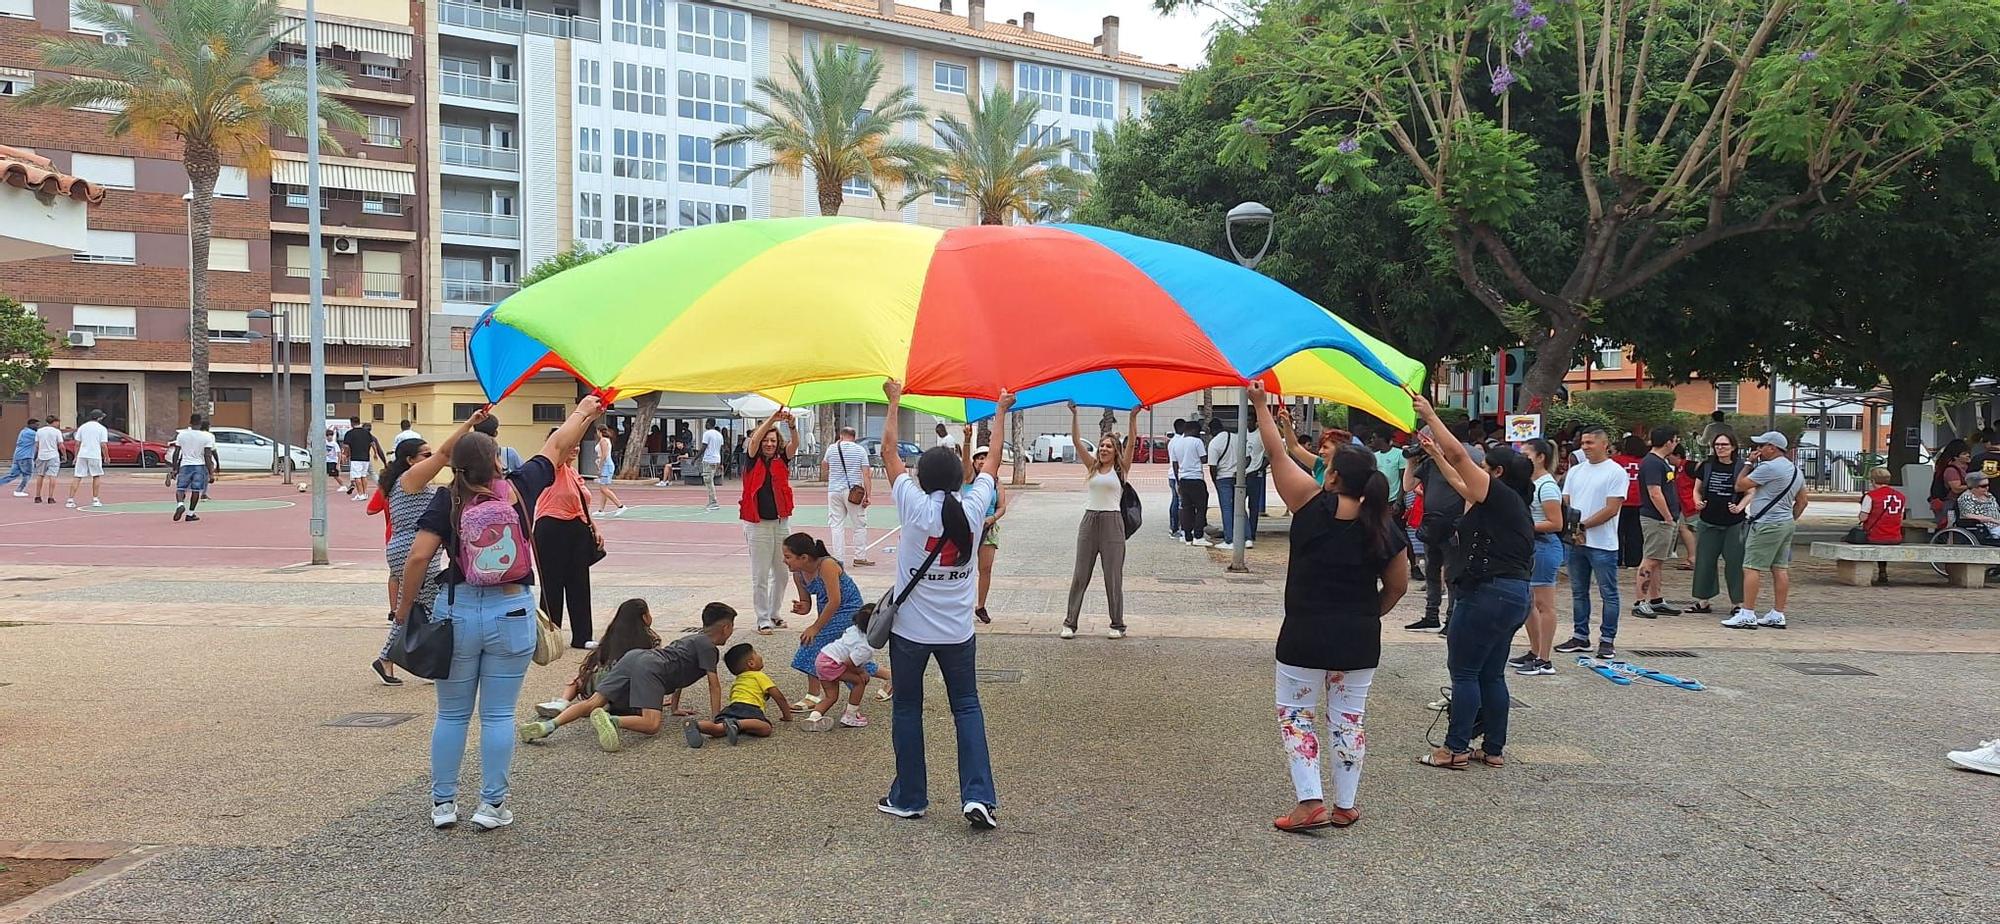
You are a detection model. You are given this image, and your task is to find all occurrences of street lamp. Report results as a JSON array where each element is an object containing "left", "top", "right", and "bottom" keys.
[
  {"left": 1223, "top": 201, "right": 1276, "bottom": 573},
  {"left": 248, "top": 309, "right": 294, "bottom": 484}
]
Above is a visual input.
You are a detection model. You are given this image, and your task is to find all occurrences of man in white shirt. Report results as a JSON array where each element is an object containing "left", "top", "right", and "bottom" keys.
[
  {"left": 167, "top": 413, "right": 219, "bottom": 522},
  {"left": 1558, "top": 426, "right": 1630, "bottom": 659},
  {"left": 1171, "top": 417, "right": 1211, "bottom": 546},
  {"left": 392, "top": 418, "right": 422, "bottom": 448},
  {"left": 32, "top": 416, "right": 63, "bottom": 504},
  {"left": 1208, "top": 419, "right": 1246, "bottom": 547},
  {"left": 935, "top": 423, "right": 961, "bottom": 451},
  {"left": 825, "top": 425, "right": 874, "bottom": 566},
  {"left": 66, "top": 410, "right": 110, "bottom": 508},
  {"left": 700, "top": 419, "right": 725, "bottom": 510}
]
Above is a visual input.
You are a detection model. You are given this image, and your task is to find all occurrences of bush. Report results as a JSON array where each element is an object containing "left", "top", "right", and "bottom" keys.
[
  {"left": 1669, "top": 411, "right": 1706, "bottom": 452},
  {"left": 1316, "top": 403, "right": 1350, "bottom": 430},
  {"left": 1575, "top": 389, "right": 1678, "bottom": 434},
  {"left": 1432, "top": 404, "right": 1469, "bottom": 428},
  {"left": 1543, "top": 402, "right": 1614, "bottom": 437},
  {"left": 1723, "top": 413, "right": 1808, "bottom": 451}
]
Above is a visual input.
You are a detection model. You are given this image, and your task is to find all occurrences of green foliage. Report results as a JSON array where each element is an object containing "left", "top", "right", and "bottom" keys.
[
  {"left": 1669, "top": 411, "right": 1707, "bottom": 452},
  {"left": 1542, "top": 401, "right": 1615, "bottom": 436},
  {"left": 1724, "top": 414, "right": 1808, "bottom": 451},
  {"left": 934, "top": 88, "right": 1089, "bottom": 225},
  {"left": 1431, "top": 404, "right": 1470, "bottom": 428},
  {"left": 1576, "top": 389, "right": 1678, "bottom": 435},
  {"left": 1316, "top": 403, "right": 1349, "bottom": 429},
  {"left": 0, "top": 296, "right": 54, "bottom": 399},
  {"left": 522, "top": 244, "right": 620, "bottom": 289}
]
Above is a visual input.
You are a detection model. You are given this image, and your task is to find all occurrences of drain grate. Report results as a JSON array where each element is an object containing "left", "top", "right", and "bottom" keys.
[
  {"left": 1157, "top": 577, "right": 1205, "bottom": 585},
  {"left": 1777, "top": 663, "right": 1876, "bottom": 677},
  {"left": 975, "top": 669, "right": 1024, "bottom": 684},
  {"left": 325, "top": 712, "right": 418, "bottom": 728},
  {"left": 1629, "top": 649, "right": 1699, "bottom": 658}
]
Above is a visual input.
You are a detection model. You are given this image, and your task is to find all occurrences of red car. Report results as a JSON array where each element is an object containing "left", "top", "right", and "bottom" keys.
[
  {"left": 60, "top": 428, "right": 174, "bottom": 467},
  {"left": 1134, "top": 435, "right": 1172, "bottom": 464}
]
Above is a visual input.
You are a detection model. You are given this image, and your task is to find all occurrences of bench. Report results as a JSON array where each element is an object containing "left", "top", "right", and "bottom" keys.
[{"left": 1809, "top": 541, "right": 2000, "bottom": 589}]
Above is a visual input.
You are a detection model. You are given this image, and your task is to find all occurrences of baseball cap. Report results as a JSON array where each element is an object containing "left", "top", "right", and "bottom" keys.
[{"left": 1751, "top": 430, "right": 1789, "bottom": 451}]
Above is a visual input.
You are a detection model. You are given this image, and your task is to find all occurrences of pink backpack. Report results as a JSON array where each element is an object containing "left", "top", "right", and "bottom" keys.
[{"left": 455, "top": 482, "right": 534, "bottom": 586}]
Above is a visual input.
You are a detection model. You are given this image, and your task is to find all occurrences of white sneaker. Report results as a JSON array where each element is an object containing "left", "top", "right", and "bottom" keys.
[
  {"left": 1106, "top": 628, "right": 1126, "bottom": 640},
  {"left": 470, "top": 802, "right": 513, "bottom": 830},
  {"left": 1946, "top": 739, "right": 2000, "bottom": 776},
  {"left": 64, "top": 499, "right": 75, "bottom": 508},
  {"left": 1204, "top": 539, "right": 1219, "bottom": 548},
  {"left": 431, "top": 801, "right": 458, "bottom": 829},
  {"left": 1720, "top": 609, "right": 1760, "bottom": 629},
  {"left": 1757, "top": 610, "right": 1788, "bottom": 629},
  {"left": 535, "top": 699, "right": 568, "bottom": 719},
  {"left": 90, "top": 498, "right": 102, "bottom": 507},
  {"left": 1426, "top": 695, "right": 1451, "bottom": 712},
  {"left": 963, "top": 801, "right": 998, "bottom": 830},
  {"left": 805, "top": 711, "right": 836, "bottom": 731},
  {"left": 1245, "top": 539, "right": 1256, "bottom": 549},
  {"left": 653, "top": 481, "right": 669, "bottom": 487},
  {"left": 583, "top": 640, "right": 598, "bottom": 650},
  {"left": 10, "top": 491, "right": 25, "bottom": 497},
  {"left": 1059, "top": 626, "right": 1075, "bottom": 639},
  {"left": 612, "top": 506, "right": 627, "bottom": 517}
]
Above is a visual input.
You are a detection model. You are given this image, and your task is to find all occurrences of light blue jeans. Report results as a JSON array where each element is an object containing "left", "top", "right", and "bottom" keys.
[
  {"left": 4, "top": 456, "right": 30, "bottom": 491},
  {"left": 1567, "top": 545, "right": 1621, "bottom": 643},
  {"left": 431, "top": 583, "right": 536, "bottom": 806}
]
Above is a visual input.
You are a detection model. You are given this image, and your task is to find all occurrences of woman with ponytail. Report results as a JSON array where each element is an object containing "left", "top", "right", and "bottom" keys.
[
  {"left": 1408, "top": 393, "right": 1535, "bottom": 773},
  {"left": 780, "top": 532, "right": 889, "bottom": 716},
  {"left": 1247, "top": 383, "right": 1409, "bottom": 833},
  {"left": 876, "top": 380, "right": 1013, "bottom": 831}
]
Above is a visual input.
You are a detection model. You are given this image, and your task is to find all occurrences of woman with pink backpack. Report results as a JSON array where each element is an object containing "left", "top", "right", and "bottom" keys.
[{"left": 393, "top": 395, "right": 605, "bottom": 831}]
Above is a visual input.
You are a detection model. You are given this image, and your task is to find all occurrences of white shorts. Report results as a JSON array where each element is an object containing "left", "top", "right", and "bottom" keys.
[
  {"left": 34, "top": 458, "right": 61, "bottom": 477},
  {"left": 73, "top": 457, "right": 104, "bottom": 478},
  {"left": 349, "top": 460, "right": 371, "bottom": 479}
]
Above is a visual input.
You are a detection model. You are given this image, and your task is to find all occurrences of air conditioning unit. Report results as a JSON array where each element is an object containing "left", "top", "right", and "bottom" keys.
[
  {"left": 66, "top": 330, "right": 96, "bottom": 348},
  {"left": 332, "top": 236, "right": 359, "bottom": 254},
  {"left": 101, "top": 31, "right": 127, "bottom": 45}
]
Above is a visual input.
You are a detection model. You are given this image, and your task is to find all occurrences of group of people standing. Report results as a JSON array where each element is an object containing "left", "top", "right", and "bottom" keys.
[{"left": 7, "top": 411, "right": 109, "bottom": 508}]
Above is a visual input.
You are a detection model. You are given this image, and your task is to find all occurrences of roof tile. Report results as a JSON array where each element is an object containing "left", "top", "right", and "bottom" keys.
[{"left": 0, "top": 143, "right": 108, "bottom": 205}]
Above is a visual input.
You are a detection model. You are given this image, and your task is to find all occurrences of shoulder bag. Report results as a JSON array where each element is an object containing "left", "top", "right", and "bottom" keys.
[
  {"left": 1846, "top": 497, "right": 1888, "bottom": 545},
  {"left": 1748, "top": 466, "right": 1801, "bottom": 525},
  {"left": 839, "top": 443, "right": 866, "bottom": 506},
  {"left": 573, "top": 470, "right": 608, "bottom": 565},
  {"left": 388, "top": 601, "right": 454, "bottom": 680},
  {"left": 867, "top": 539, "right": 943, "bottom": 649}
]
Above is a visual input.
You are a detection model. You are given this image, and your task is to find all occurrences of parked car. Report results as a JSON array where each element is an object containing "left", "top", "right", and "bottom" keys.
[
  {"left": 1134, "top": 436, "right": 1171, "bottom": 464},
  {"left": 1030, "top": 434, "right": 1096, "bottom": 463},
  {"left": 858, "top": 438, "right": 922, "bottom": 468},
  {"left": 59, "top": 428, "right": 173, "bottom": 467},
  {"left": 209, "top": 427, "right": 315, "bottom": 472}
]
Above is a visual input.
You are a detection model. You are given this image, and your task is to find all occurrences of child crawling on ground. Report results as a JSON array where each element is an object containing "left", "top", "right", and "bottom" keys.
[
  {"left": 536, "top": 599, "right": 659, "bottom": 718},
  {"left": 805, "top": 604, "right": 883, "bottom": 732},
  {"left": 519, "top": 602, "right": 734, "bottom": 752},
  {"left": 685, "top": 642, "right": 793, "bottom": 748}
]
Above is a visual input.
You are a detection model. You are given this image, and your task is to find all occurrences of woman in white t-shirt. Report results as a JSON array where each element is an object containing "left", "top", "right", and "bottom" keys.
[
  {"left": 1062, "top": 402, "right": 1137, "bottom": 640},
  {"left": 1510, "top": 439, "right": 1567, "bottom": 676},
  {"left": 875, "top": 380, "right": 1012, "bottom": 831}
]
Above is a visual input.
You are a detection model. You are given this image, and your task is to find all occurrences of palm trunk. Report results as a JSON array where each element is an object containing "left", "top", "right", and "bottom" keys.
[
  {"left": 184, "top": 141, "right": 218, "bottom": 420},
  {"left": 618, "top": 391, "right": 660, "bottom": 479},
  {"left": 1008, "top": 410, "right": 1026, "bottom": 486},
  {"left": 816, "top": 176, "right": 844, "bottom": 217}
]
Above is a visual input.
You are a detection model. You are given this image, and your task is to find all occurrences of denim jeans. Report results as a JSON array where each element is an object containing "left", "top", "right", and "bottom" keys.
[
  {"left": 1245, "top": 469, "right": 1266, "bottom": 540},
  {"left": 1215, "top": 476, "right": 1238, "bottom": 543},
  {"left": 3, "top": 457, "right": 29, "bottom": 491},
  {"left": 1444, "top": 577, "right": 1530, "bottom": 755},
  {"left": 1420, "top": 519, "right": 1458, "bottom": 621},
  {"left": 886, "top": 633, "right": 996, "bottom": 814},
  {"left": 1567, "top": 545, "right": 1621, "bottom": 642},
  {"left": 431, "top": 583, "right": 537, "bottom": 806},
  {"left": 1166, "top": 478, "right": 1180, "bottom": 535}
]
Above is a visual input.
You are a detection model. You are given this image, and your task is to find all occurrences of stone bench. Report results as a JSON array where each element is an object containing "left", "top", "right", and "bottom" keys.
[{"left": 1809, "top": 541, "right": 2000, "bottom": 589}]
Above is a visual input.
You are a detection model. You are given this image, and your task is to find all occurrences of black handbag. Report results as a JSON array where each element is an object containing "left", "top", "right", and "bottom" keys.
[
  {"left": 1120, "top": 482, "right": 1143, "bottom": 538},
  {"left": 388, "top": 600, "right": 454, "bottom": 680}
]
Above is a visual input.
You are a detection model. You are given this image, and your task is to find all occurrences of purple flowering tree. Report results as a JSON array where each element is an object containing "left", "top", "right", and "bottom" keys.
[{"left": 1160, "top": 0, "right": 2000, "bottom": 404}]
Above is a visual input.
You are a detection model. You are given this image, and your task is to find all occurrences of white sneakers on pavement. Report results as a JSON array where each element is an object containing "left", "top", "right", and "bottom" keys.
[
  {"left": 1106, "top": 628, "right": 1126, "bottom": 640},
  {"left": 470, "top": 802, "right": 513, "bottom": 830},
  {"left": 1946, "top": 739, "right": 2000, "bottom": 776},
  {"left": 1757, "top": 610, "right": 1788, "bottom": 629},
  {"left": 1720, "top": 608, "right": 1759, "bottom": 629},
  {"left": 1059, "top": 626, "right": 1076, "bottom": 639},
  {"left": 431, "top": 802, "right": 458, "bottom": 829}
]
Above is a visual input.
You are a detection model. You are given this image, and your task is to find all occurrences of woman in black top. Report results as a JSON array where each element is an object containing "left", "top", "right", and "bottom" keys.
[
  {"left": 1249, "top": 384, "right": 1409, "bottom": 832},
  {"left": 1688, "top": 433, "right": 1747, "bottom": 615},
  {"left": 1410, "top": 393, "right": 1534, "bottom": 770}
]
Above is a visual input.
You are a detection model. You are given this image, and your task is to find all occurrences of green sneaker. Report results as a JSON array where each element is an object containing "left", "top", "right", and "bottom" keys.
[
  {"left": 589, "top": 707, "right": 621, "bottom": 753},
  {"left": 517, "top": 719, "right": 554, "bottom": 743}
]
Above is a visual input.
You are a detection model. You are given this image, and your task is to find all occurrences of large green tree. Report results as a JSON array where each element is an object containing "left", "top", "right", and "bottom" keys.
[
  {"left": 20, "top": 0, "right": 363, "bottom": 417},
  {"left": 935, "top": 87, "right": 1091, "bottom": 226},
  {"left": 0, "top": 296, "right": 56, "bottom": 400},
  {"left": 1160, "top": 0, "right": 2000, "bottom": 403}
]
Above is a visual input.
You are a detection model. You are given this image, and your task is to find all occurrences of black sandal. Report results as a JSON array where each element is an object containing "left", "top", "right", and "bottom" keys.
[{"left": 1687, "top": 601, "right": 1713, "bottom": 614}]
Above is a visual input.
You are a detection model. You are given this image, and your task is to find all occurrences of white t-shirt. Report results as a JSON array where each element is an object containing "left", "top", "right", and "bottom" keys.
[
  {"left": 173, "top": 428, "right": 216, "bottom": 468},
  {"left": 1208, "top": 431, "right": 1242, "bottom": 480},
  {"left": 393, "top": 429, "right": 422, "bottom": 447},
  {"left": 1169, "top": 434, "right": 1206, "bottom": 481},
  {"left": 818, "top": 625, "right": 876, "bottom": 668},
  {"left": 936, "top": 430, "right": 962, "bottom": 451},
  {"left": 890, "top": 472, "right": 994, "bottom": 645},
  {"left": 33, "top": 425, "right": 62, "bottom": 461},
  {"left": 73, "top": 420, "right": 108, "bottom": 461},
  {"left": 1562, "top": 458, "right": 1629, "bottom": 551},
  {"left": 701, "top": 428, "right": 724, "bottom": 464},
  {"left": 825, "top": 440, "right": 869, "bottom": 491}
]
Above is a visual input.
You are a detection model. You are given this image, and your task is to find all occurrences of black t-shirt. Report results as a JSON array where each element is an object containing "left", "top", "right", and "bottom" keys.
[
  {"left": 1698, "top": 458, "right": 1745, "bottom": 526},
  {"left": 1415, "top": 458, "right": 1465, "bottom": 524},
  {"left": 416, "top": 455, "right": 556, "bottom": 587},
  {"left": 1638, "top": 453, "right": 1680, "bottom": 520},
  {"left": 1279, "top": 492, "right": 1407, "bottom": 672},
  {"left": 755, "top": 471, "right": 779, "bottom": 520},
  {"left": 343, "top": 427, "right": 378, "bottom": 459},
  {"left": 1446, "top": 482, "right": 1533, "bottom": 586}
]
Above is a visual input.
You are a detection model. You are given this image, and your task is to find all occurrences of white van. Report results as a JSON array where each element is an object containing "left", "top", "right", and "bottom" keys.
[{"left": 1029, "top": 434, "right": 1096, "bottom": 463}]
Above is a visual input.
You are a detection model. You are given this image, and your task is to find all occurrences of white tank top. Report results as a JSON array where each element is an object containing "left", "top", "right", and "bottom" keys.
[{"left": 1086, "top": 470, "right": 1123, "bottom": 511}]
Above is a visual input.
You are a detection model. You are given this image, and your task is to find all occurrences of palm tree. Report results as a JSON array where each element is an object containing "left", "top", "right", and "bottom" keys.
[
  {"left": 20, "top": 0, "right": 362, "bottom": 416},
  {"left": 935, "top": 86, "right": 1092, "bottom": 227},
  {"left": 718, "top": 43, "right": 938, "bottom": 216}
]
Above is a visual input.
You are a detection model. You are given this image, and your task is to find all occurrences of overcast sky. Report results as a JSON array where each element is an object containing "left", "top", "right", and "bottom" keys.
[{"left": 979, "top": 1, "right": 1228, "bottom": 69}]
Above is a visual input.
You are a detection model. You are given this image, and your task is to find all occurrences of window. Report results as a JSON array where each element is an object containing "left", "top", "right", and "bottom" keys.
[
  {"left": 361, "top": 62, "right": 398, "bottom": 79},
  {"left": 72, "top": 305, "right": 136, "bottom": 338},
  {"left": 1714, "top": 382, "right": 1739, "bottom": 412},
  {"left": 206, "top": 309, "right": 250, "bottom": 340},
  {"left": 277, "top": 184, "right": 326, "bottom": 209},
  {"left": 577, "top": 192, "right": 603, "bottom": 240},
  {"left": 1016, "top": 63, "right": 1062, "bottom": 111},
  {"left": 1019, "top": 122, "right": 1060, "bottom": 148},
  {"left": 676, "top": 135, "right": 743, "bottom": 187},
  {"left": 577, "top": 127, "right": 602, "bottom": 173},
  {"left": 74, "top": 229, "right": 135, "bottom": 264},
  {"left": 365, "top": 114, "right": 402, "bottom": 147},
  {"left": 286, "top": 245, "right": 328, "bottom": 277},
  {"left": 677, "top": 3, "right": 746, "bottom": 61},
  {"left": 0, "top": 67, "right": 31, "bottom": 96},
  {"left": 933, "top": 177, "right": 966, "bottom": 208},
  {"left": 612, "top": 194, "right": 670, "bottom": 243},
  {"left": 532, "top": 404, "right": 567, "bottom": 423},
  {"left": 610, "top": 0, "right": 665, "bottom": 47},
  {"left": 0, "top": 0, "right": 30, "bottom": 20},
  {"left": 843, "top": 174, "right": 873, "bottom": 198},
  {"left": 676, "top": 199, "right": 746, "bottom": 227},
  {"left": 214, "top": 166, "right": 248, "bottom": 199},
  {"left": 71, "top": 153, "right": 135, "bottom": 189},
  {"left": 361, "top": 250, "right": 402, "bottom": 298},
  {"left": 934, "top": 61, "right": 966, "bottom": 95},
  {"left": 612, "top": 62, "right": 666, "bottom": 115},
  {"left": 362, "top": 192, "right": 402, "bottom": 215},
  {"left": 576, "top": 58, "right": 601, "bottom": 106},
  {"left": 68, "top": 0, "right": 133, "bottom": 36},
  {"left": 1069, "top": 128, "right": 1097, "bottom": 171},
  {"left": 452, "top": 403, "right": 486, "bottom": 422},
  {"left": 677, "top": 70, "right": 746, "bottom": 125},
  {"left": 372, "top": 404, "right": 386, "bottom": 422},
  {"left": 833, "top": 43, "right": 875, "bottom": 64},
  {"left": 613, "top": 129, "right": 667, "bottom": 180},
  {"left": 207, "top": 238, "right": 250, "bottom": 272},
  {"left": 1069, "top": 73, "right": 1115, "bottom": 120},
  {"left": 1596, "top": 346, "right": 1624, "bottom": 370}
]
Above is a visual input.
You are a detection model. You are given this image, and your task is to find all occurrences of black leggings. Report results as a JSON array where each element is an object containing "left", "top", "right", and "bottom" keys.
[{"left": 533, "top": 516, "right": 595, "bottom": 647}]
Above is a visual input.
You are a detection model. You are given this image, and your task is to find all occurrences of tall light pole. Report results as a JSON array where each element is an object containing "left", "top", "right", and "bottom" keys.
[
  {"left": 248, "top": 309, "right": 295, "bottom": 484},
  {"left": 1224, "top": 201, "right": 1274, "bottom": 574},
  {"left": 305, "top": 0, "right": 330, "bottom": 564}
]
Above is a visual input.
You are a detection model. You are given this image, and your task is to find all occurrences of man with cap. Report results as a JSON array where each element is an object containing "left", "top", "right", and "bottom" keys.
[{"left": 1722, "top": 431, "right": 1808, "bottom": 629}]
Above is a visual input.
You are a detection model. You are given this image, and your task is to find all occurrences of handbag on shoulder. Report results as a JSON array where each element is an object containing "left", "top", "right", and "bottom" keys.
[{"left": 388, "top": 601, "right": 454, "bottom": 680}]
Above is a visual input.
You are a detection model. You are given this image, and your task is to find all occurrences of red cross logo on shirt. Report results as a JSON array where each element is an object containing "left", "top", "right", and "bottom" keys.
[{"left": 924, "top": 535, "right": 966, "bottom": 567}]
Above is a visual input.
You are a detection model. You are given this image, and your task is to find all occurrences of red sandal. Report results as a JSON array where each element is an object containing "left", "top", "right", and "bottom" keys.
[{"left": 1273, "top": 804, "right": 1333, "bottom": 833}]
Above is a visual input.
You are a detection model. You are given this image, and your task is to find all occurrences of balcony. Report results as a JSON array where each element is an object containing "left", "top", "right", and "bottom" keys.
[
  {"left": 441, "top": 71, "right": 519, "bottom": 105},
  {"left": 442, "top": 210, "right": 522, "bottom": 240},
  {"left": 440, "top": 140, "right": 520, "bottom": 172},
  {"left": 440, "top": 0, "right": 600, "bottom": 41},
  {"left": 280, "top": 268, "right": 409, "bottom": 301},
  {"left": 443, "top": 279, "right": 519, "bottom": 305}
]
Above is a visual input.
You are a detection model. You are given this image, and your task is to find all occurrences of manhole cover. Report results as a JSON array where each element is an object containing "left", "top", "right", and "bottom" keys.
[
  {"left": 325, "top": 712, "right": 418, "bottom": 728},
  {"left": 1777, "top": 663, "right": 1876, "bottom": 676},
  {"left": 975, "top": 669, "right": 1024, "bottom": 684},
  {"left": 1158, "top": 577, "right": 1205, "bottom": 585},
  {"left": 1629, "top": 649, "right": 1699, "bottom": 658}
]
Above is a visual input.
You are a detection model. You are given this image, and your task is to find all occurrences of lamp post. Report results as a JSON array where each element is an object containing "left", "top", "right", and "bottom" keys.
[
  {"left": 247, "top": 309, "right": 295, "bottom": 484},
  {"left": 1223, "top": 202, "right": 1275, "bottom": 574},
  {"left": 304, "top": 0, "right": 330, "bottom": 565}
]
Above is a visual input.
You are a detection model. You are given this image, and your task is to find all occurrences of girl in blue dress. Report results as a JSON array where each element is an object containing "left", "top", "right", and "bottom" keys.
[{"left": 782, "top": 532, "right": 889, "bottom": 714}]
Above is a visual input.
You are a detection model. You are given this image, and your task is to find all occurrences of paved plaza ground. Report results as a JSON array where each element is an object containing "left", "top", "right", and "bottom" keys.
[{"left": 0, "top": 463, "right": 1995, "bottom": 922}]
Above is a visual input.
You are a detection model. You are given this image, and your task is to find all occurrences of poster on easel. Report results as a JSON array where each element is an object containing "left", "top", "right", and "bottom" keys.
[{"left": 1505, "top": 414, "right": 1542, "bottom": 443}]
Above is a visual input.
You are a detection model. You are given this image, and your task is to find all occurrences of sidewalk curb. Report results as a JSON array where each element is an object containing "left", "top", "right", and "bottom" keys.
[{"left": 0, "top": 843, "right": 167, "bottom": 923}]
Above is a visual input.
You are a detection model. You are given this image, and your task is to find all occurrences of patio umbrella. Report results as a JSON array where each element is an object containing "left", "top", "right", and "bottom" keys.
[{"left": 472, "top": 217, "right": 1414, "bottom": 407}]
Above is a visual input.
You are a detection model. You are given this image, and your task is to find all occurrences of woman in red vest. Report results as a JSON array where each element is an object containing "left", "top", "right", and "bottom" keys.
[
  {"left": 1857, "top": 467, "right": 1908, "bottom": 544},
  {"left": 740, "top": 411, "right": 799, "bottom": 634}
]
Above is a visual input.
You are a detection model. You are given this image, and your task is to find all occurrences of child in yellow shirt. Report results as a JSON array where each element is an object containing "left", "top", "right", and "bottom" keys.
[{"left": 687, "top": 642, "right": 793, "bottom": 747}]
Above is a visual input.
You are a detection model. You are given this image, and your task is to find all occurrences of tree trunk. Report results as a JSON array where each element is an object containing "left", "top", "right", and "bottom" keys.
[
  {"left": 816, "top": 176, "right": 844, "bottom": 217},
  {"left": 1098, "top": 408, "right": 1115, "bottom": 437},
  {"left": 1885, "top": 371, "right": 1929, "bottom": 480},
  {"left": 1518, "top": 318, "right": 1590, "bottom": 408},
  {"left": 618, "top": 391, "right": 661, "bottom": 479},
  {"left": 1008, "top": 410, "right": 1026, "bottom": 485},
  {"left": 1199, "top": 389, "right": 1214, "bottom": 424},
  {"left": 184, "top": 142, "right": 219, "bottom": 420}
]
